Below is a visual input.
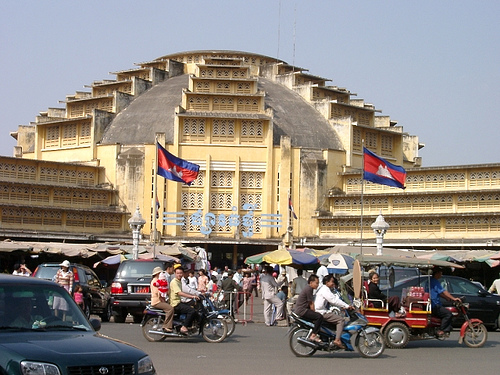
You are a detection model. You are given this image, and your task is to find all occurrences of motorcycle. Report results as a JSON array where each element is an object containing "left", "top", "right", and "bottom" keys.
[
  {"left": 201, "top": 293, "right": 236, "bottom": 337},
  {"left": 141, "top": 294, "right": 228, "bottom": 343},
  {"left": 288, "top": 305, "right": 385, "bottom": 358},
  {"left": 383, "top": 297, "right": 487, "bottom": 349}
]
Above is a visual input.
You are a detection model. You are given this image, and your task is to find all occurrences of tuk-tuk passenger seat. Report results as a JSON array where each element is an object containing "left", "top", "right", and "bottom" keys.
[{"left": 362, "top": 281, "right": 385, "bottom": 309}]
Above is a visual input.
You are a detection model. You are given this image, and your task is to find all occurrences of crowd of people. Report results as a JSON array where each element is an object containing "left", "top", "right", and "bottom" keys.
[{"left": 8, "top": 255, "right": 500, "bottom": 341}]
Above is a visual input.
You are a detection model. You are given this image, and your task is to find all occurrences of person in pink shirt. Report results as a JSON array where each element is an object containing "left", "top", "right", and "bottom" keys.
[
  {"left": 73, "top": 285, "right": 84, "bottom": 311},
  {"left": 197, "top": 269, "right": 209, "bottom": 293}
]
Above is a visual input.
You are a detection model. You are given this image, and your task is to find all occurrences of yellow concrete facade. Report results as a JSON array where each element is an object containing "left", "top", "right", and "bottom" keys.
[{"left": 6, "top": 50, "right": 498, "bottom": 253}]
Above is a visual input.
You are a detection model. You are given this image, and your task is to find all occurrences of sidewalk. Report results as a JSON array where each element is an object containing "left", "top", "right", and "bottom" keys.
[{"left": 234, "top": 293, "right": 288, "bottom": 327}]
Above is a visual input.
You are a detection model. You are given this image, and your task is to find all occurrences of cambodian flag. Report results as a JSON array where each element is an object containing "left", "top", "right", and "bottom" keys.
[
  {"left": 363, "top": 147, "right": 406, "bottom": 189},
  {"left": 157, "top": 142, "right": 200, "bottom": 185}
]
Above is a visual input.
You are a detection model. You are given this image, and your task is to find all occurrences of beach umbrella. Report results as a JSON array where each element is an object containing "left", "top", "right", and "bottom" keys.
[
  {"left": 244, "top": 251, "right": 273, "bottom": 265},
  {"left": 319, "top": 253, "right": 355, "bottom": 274},
  {"left": 262, "top": 249, "right": 319, "bottom": 267}
]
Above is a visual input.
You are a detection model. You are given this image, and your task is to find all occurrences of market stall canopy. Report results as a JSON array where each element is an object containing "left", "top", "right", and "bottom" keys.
[
  {"left": 0, "top": 241, "right": 122, "bottom": 258},
  {"left": 93, "top": 252, "right": 179, "bottom": 268},
  {"left": 0, "top": 240, "right": 195, "bottom": 262},
  {"left": 324, "top": 246, "right": 500, "bottom": 268},
  {"left": 0, "top": 240, "right": 33, "bottom": 252},
  {"left": 325, "top": 245, "right": 417, "bottom": 258},
  {"left": 415, "top": 249, "right": 500, "bottom": 267},
  {"left": 356, "top": 254, "right": 464, "bottom": 269}
]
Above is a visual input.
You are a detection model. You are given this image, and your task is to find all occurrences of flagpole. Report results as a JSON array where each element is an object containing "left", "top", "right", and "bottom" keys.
[
  {"left": 152, "top": 137, "right": 159, "bottom": 258},
  {"left": 287, "top": 189, "right": 292, "bottom": 249},
  {"left": 360, "top": 141, "right": 365, "bottom": 256}
]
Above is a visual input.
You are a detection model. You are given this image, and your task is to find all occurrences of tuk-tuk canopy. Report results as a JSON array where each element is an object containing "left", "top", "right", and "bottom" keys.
[{"left": 355, "top": 254, "right": 465, "bottom": 270}]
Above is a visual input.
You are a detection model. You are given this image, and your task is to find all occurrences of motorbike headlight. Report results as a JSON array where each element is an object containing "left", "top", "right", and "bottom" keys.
[
  {"left": 21, "top": 361, "right": 61, "bottom": 375},
  {"left": 138, "top": 355, "right": 155, "bottom": 374}
]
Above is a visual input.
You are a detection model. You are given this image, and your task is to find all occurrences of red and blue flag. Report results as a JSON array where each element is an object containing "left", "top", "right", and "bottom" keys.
[
  {"left": 157, "top": 142, "right": 200, "bottom": 185},
  {"left": 363, "top": 147, "right": 406, "bottom": 189}
]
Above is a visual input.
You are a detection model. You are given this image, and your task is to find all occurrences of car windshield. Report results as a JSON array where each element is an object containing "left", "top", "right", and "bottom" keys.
[
  {"left": 447, "top": 277, "right": 485, "bottom": 295},
  {"left": 33, "top": 266, "right": 59, "bottom": 280},
  {"left": 0, "top": 283, "right": 92, "bottom": 332}
]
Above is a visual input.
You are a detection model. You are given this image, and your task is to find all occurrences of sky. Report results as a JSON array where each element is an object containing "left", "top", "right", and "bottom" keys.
[{"left": 0, "top": 0, "right": 498, "bottom": 167}]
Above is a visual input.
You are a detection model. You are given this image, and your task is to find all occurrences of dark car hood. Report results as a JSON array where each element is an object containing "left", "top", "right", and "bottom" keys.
[{"left": 0, "top": 331, "right": 144, "bottom": 363}]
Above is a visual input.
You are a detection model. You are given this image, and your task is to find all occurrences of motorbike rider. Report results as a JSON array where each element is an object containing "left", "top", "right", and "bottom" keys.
[
  {"left": 294, "top": 274, "right": 323, "bottom": 343},
  {"left": 430, "top": 267, "right": 461, "bottom": 336},
  {"left": 170, "top": 265, "right": 200, "bottom": 334},
  {"left": 182, "top": 269, "right": 202, "bottom": 307},
  {"left": 314, "top": 275, "right": 354, "bottom": 348}
]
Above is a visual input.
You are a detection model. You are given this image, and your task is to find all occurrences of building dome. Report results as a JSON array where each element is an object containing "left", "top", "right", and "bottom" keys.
[{"left": 101, "top": 51, "right": 343, "bottom": 151}]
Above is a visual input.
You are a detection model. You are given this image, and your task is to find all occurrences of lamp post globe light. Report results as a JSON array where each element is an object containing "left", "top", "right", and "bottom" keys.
[
  {"left": 371, "top": 211, "right": 390, "bottom": 256},
  {"left": 128, "top": 206, "right": 146, "bottom": 260}
]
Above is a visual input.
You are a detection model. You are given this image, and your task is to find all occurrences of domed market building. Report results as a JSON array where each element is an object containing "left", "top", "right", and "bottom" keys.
[{"left": 4, "top": 50, "right": 500, "bottom": 269}]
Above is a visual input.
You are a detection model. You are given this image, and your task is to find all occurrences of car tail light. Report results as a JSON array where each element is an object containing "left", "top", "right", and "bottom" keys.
[
  {"left": 111, "top": 282, "right": 124, "bottom": 294},
  {"left": 72, "top": 267, "right": 80, "bottom": 282}
]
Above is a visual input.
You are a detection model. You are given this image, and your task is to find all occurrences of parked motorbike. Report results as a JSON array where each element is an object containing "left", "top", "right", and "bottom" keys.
[
  {"left": 288, "top": 307, "right": 385, "bottom": 358},
  {"left": 383, "top": 297, "right": 487, "bottom": 349},
  {"left": 201, "top": 293, "right": 236, "bottom": 336},
  {"left": 141, "top": 294, "right": 228, "bottom": 343}
]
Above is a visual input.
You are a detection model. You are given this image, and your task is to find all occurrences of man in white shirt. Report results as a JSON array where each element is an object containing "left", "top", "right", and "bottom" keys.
[
  {"left": 232, "top": 268, "right": 243, "bottom": 286},
  {"left": 488, "top": 274, "right": 500, "bottom": 294},
  {"left": 314, "top": 274, "right": 353, "bottom": 348},
  {"left": 12, "top": 263, "right": 31, "bottom": 277},
  {"left": 194, "top": 247, "right": 208, "bottom": 271}
]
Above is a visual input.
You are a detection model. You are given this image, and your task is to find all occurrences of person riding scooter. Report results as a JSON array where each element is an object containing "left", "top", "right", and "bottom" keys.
[
  {"left": 314, "top": 275, "right": 354, "bottom": 348},
  {"left": 170, "top": 265, "right": 200, "bottom": 334},
  {"left": 430, "top": 267, "right": 461, "bottom": 337},
  {"left": 294, "top": 274, "right": 323, "bottom": 343}
]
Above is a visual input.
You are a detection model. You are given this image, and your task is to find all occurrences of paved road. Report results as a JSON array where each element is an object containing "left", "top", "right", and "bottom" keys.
[{"left": 99, "top": 320, "right": 500, "bottom": 375}]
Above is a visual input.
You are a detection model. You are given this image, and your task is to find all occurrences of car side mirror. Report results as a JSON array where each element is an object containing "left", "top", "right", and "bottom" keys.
[
  {"left": 90, "top": 318, "right": 101, "bottom": 331},
  {"left": 478, "top": 289, "right": 488, "bottom": 297}
]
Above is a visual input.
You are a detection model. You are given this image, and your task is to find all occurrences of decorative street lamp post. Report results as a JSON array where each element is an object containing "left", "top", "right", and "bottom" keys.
[
  {"left": 128, "top": 206, "right": 146, "bottom": 260},
  {"left": 371, "top": 211, "right": 390, "bottom": 256}
]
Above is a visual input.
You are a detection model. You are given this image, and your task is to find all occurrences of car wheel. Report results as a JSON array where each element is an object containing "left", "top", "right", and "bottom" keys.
[
  {"left": 83, "top": 302, "right": 91, "bottom": 319},
  {"left": 113, "top": 309, "right": 127, "bottom": 323},
  {"left": 101, "top": 303, "right": 112, "bottom": 322}
]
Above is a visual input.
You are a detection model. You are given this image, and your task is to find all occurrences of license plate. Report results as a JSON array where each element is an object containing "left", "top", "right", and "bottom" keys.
[{"left": 130, "top": 285, "right": 150, "bottom": 294}]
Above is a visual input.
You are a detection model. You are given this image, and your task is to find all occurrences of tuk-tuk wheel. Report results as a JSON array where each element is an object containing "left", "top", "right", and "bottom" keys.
[{"left": 384, "top": 321, "right": 410, "bottom": 349}]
